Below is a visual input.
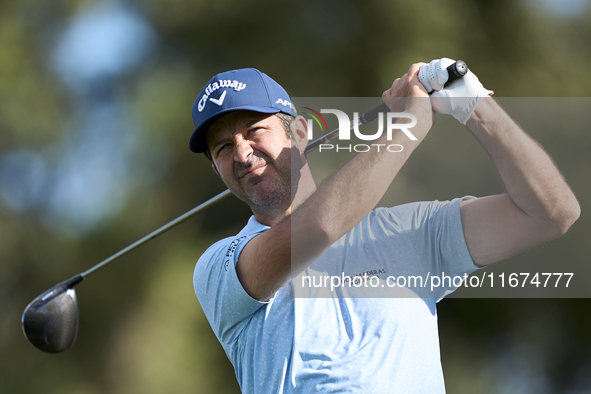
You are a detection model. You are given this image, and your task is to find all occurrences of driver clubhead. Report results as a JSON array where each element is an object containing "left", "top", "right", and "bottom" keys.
[{"left": 22, "top": 274, "right": 84, "bottom": 353}]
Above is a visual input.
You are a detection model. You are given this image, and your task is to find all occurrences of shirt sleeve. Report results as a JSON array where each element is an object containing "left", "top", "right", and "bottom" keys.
[
  {"left": 382, "top": 196, "right": 480, "bottom": 300},
  {"left": 193, "top": 232, "right": 267, "bottom": 347}
]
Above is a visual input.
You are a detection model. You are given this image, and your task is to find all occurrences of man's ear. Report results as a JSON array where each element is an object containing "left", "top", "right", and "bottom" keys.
[{"left": 291, "top": 115, "right": 309, "bottom": 153}]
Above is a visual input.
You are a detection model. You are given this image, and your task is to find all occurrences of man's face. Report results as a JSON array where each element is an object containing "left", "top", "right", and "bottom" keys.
[{"left": 206, "top": 111, "right": 292, "bottom": 213}]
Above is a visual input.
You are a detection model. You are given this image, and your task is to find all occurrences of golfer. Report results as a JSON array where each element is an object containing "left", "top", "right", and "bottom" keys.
[{"left": 190, "top": 60, "right": 580, "bottom": 393}]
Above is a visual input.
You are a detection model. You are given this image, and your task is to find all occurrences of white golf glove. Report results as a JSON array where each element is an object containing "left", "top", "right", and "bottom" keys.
[{"left": 419, "top": 58, "right": 493, "bottom": 125}]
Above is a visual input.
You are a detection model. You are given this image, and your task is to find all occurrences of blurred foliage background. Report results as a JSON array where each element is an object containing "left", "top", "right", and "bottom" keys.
[{"left": 1, "top": 0, "right": 590, "bottom": 393}]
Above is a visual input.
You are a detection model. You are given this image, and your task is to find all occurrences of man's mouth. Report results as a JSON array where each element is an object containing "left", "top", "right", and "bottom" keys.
[{"left": 240, "top": 164, "right": 267, "bottom": 180}]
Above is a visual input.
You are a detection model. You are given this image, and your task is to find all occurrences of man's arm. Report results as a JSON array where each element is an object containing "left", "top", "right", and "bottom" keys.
[
  {"left": 238, "top": 63, "right": 433, "bottom": 301},
  {"left": 460, "top": 98, "right": 580, "bottom": 267}
]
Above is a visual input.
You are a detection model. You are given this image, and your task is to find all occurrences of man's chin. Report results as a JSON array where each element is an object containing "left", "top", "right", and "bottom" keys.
[{"left": 243, "top": 183, "right": 290, "bottom": 208}]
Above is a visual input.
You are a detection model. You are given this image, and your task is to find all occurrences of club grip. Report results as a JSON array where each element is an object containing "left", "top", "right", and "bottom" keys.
[
  {"left": 444, "top": 60, "right": 468, "bottom": 87},
  {"left": 356, "top": 61, "right": 469, "bottom": 125},
  {"left": 359, "top": 102, "right": 389, "bottom": 124}
]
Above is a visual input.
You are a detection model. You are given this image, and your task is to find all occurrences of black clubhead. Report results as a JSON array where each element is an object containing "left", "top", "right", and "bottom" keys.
[{"left": 22, "top": 274, "right": 84, "bottom": 353}]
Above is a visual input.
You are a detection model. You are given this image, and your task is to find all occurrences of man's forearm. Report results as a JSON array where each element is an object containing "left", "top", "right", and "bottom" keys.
[
  {"left": 466, "top": 98, "right": 580, "bottom": 235},
  {"left": 290, "top": 68, "right": 434, "bottom": 279},
  {"left": 240, "top": 116, "right": 429, "bottom": 301},
  {"left": 238, "top": 63, "right": 434, "bottom": 301},
  {"left": 291, "top": 119, "right": 429, "bottom": 268}
]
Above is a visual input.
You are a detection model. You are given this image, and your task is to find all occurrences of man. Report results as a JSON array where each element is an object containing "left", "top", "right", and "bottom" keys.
[{"left": 190, "top": 61, "right": 580, "bottom": 393}]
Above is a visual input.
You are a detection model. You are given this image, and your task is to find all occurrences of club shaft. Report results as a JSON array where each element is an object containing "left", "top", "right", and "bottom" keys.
[
  {"left": 81, "top": 189, "right": 232, "bottom": 277},
  {"left": 305, "top": 120, "right": 359, "bottom": 154}
]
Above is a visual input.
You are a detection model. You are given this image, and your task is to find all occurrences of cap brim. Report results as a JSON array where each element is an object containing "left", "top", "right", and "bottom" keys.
[{"left": 189, "top": 106, "right": 281, "bottom": 153}]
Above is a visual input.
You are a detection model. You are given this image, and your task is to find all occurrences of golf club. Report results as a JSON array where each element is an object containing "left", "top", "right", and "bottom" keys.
[{"left": 22, "top": 60, "right": 468, "bottom": 353}]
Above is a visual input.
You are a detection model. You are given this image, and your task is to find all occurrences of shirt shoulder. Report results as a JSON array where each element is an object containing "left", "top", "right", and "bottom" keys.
[{"left": 193, "top": 216, "right": 269, "bottom": 346}]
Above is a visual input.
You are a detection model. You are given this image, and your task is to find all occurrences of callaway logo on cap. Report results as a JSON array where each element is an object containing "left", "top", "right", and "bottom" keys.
[{"left": 189, "top": 68, "right": 297, "bottom": 154}]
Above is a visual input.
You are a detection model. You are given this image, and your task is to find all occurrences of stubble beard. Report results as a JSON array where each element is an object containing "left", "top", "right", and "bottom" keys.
[{"left": 229, "top": 152, "right": 291, "bottom": 217}]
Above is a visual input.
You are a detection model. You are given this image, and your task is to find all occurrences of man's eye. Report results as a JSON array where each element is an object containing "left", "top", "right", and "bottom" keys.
[
  {"left": 248, "top": 127, "right": 261, "bottom": 135},
  {"left": 216, "top": 143, "right": 230, "bottom": 155}
]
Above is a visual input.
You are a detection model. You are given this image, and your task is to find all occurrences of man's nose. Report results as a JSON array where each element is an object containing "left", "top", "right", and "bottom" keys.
[{"left": 234, "top": 139, "right": 254, "bottom": 163}]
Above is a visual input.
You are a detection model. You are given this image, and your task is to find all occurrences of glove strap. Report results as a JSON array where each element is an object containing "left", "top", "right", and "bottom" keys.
[{"left": 457, "top": 89, "right": 494, "bottom": 125}]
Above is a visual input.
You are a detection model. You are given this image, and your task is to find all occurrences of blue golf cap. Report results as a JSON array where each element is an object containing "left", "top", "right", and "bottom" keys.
[{"left": 189, "top": 68, "right": 297, "bottom": 154}]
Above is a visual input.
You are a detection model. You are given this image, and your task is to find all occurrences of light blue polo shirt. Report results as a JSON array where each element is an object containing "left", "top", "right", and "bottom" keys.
[{"left": 194, "top": 197, "right": 479, "bottom": 393}]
